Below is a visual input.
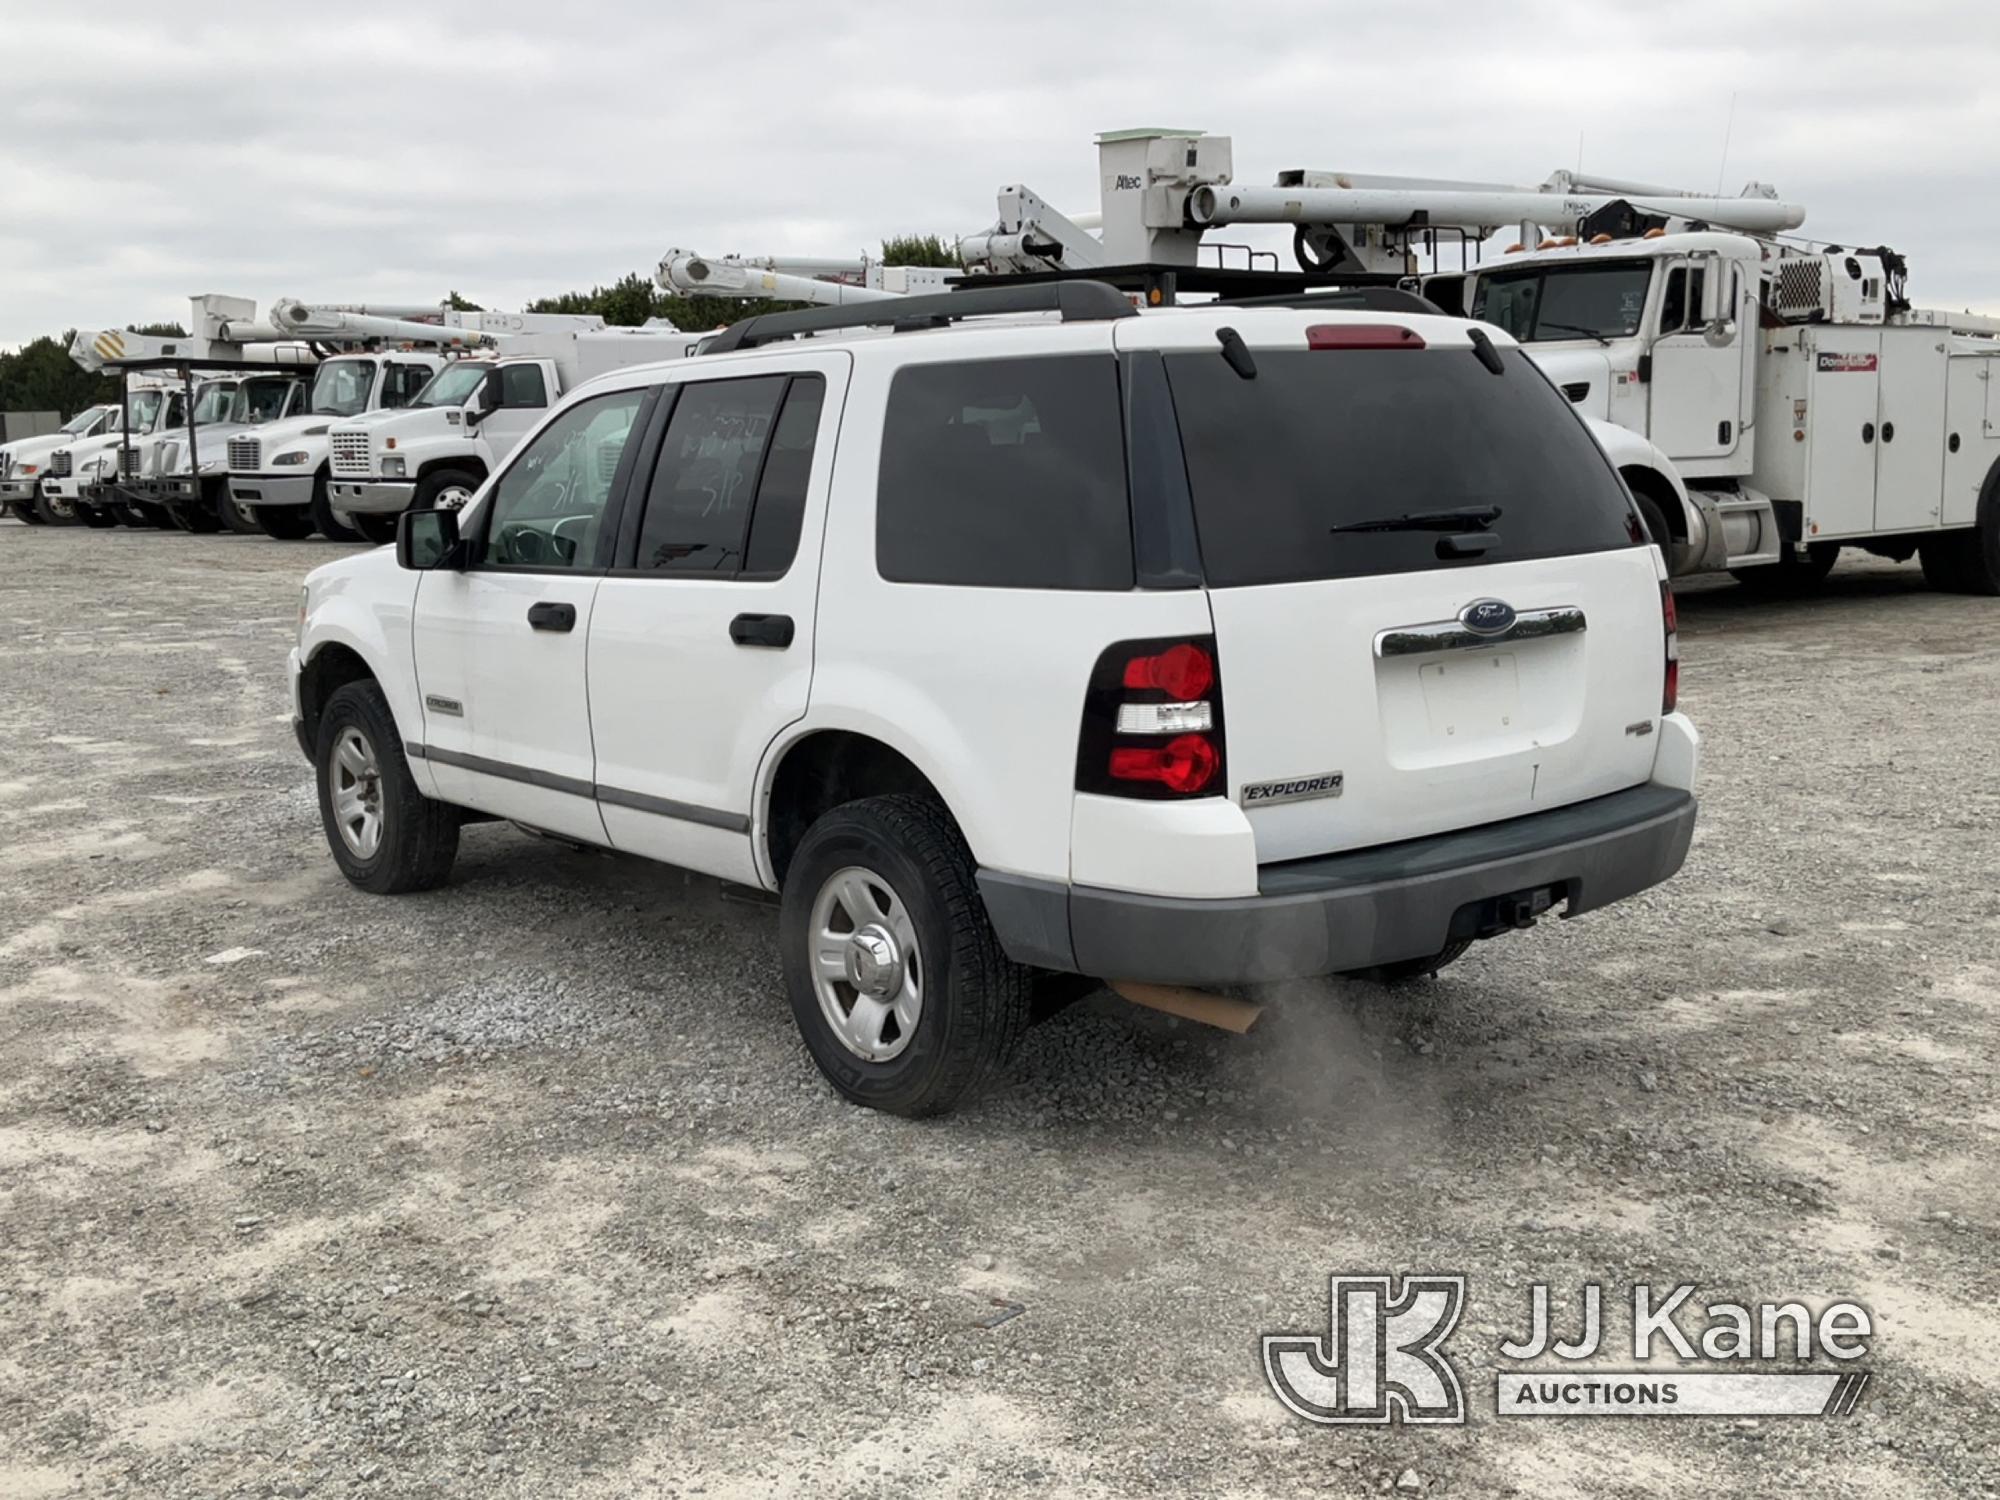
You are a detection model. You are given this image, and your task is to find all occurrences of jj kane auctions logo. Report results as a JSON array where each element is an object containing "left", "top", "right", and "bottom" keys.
[{"left": 1264, "top": 1275, "right": 1874, "bottom": 1424}]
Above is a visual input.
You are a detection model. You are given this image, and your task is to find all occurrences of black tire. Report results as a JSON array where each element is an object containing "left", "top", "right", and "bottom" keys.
[
  {"left": 113, "top": 502, "right": 154, "bottom": 529},
  {"left": 253, "top": 504, "right": 317, "bottom": 540},
  {"left": 212, "top": 478, "right": 263, "bottom": 535},
  {"left": 414, "top": 467, "right": 482, "bottom": 513},
  {"left": 308, "top": 470, "right": 361, "bottom": 542},
  {"left": 1920, "top": 481, "right": 2000, "bottom": 595},
  {"left": 35, "top": 487, "right": 84, "bottom": 526},
  {"left": 314, "top": 680, "right": 460, "bottom": 895},
  {"left": 348, "top": 511, "right": 400, "bottom": 546},
  {"left": 6, "top": 499, "right": 43, "bottom": 525},
  {"left": 137, "top": 500, "right": 176, "bottom": 530},
  {"left": 166, "top": 500, "right": 223, "bottom": 534},
  {"left": 75, "top": 501, "right": 120, "bottom": 529},
  {"left": 1633, "top": 491, "right": 1672, "bottom": 554},
  {"left": 1342, "top": 938, "right": 1474, "bottom": 983},
  {"left": 1918, "top": 535, "right": 1973, "bottom": 592},
  {"left": 779, "top": 793, "right": 1033, "bottom": 1117},
  {"left": 1730, "top": 542, "right": 1839, "bottom": 595}
]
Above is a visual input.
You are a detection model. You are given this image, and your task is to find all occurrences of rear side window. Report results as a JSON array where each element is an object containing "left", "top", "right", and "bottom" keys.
[
  {"left": 876, "top": 356, "right": 1133, "bottom": 590},
  {"left": 1165, "top": 347, "right": 1637, "bottom": 586}
]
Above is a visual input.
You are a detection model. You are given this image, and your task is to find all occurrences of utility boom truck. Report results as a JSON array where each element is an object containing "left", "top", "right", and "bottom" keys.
[
  {"left": 951, "top": 129, "right": 2000, "bottom": 593},
  {"left": 0, "top": 405, "right": 121, "bottom": 525},
  {"left": 324, "top": 314, "right": 703, "bottom": 541}
]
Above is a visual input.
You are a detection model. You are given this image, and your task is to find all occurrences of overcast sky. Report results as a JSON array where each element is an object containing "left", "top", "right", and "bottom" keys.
[{"left": 4, "top": 0, "right": 1999, "bottom": 348}]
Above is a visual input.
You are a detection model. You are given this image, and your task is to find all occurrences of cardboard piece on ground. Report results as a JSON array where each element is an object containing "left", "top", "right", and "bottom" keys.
[{"left": 1108, "top": 979, "right": 1264, "bottom": 1035}]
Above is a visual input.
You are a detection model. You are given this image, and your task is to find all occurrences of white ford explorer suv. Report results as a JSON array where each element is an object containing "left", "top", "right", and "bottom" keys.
[{"left": 290, "top": 282, "right": 1699, "bottom": 1116}]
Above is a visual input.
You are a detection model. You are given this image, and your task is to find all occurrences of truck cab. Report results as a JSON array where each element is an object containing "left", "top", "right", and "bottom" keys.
[
  {"left": 0, "top": 404, "right": 121, "bottom": 523},
  {"left": 149, "top": 372, "right": 309, "bottom": 532},
  {"left": 228, "top": 351, "right": 445, "bottom": 541}
]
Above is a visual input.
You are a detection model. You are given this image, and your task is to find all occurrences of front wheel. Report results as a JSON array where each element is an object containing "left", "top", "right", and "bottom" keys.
[
  {"left": 166, "top": 500, "right": 223, "bottom": 533},
  {"left": 414, "top": 468, "right": 481, "bottom": 512},
  {"left": 213, "top": 479, "right": 263, "bottom": 534},
  {"left": 253, "top": 504, "right": 316, "bottom": 540},
  {"left": 315, "top": 680, "right": 460, "bottom": 894},
  {"left": 6, "top": 499, "right": 43, "bottom": 525},
  {"left": 36, "top": 488, "right": 84, "bottom": 526},
  {"left": 779, "top": 794, "right": 1032, "bottom": 1117},
  {"left": 347, "top": 512, "right": 399, "bottom": 546},
  {"left": 75, "top": 501, "right": 120, "bottom": 529},
  {"left": 308, "top": 471, "right": 361, "bottom": 542}
]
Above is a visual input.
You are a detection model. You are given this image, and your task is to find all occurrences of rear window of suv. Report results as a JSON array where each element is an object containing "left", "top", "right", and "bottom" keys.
[
  {"left": 876, "top": 356, "right": 1133, "bottom": 590},
  {"left": 1164, "top": 347, "right": 1637, "bottom": 587}
]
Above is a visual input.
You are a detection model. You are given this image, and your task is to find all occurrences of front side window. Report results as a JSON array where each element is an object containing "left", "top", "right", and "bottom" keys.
[
  {"left": 230, "top": 379, "right": 295, "bottom": 424},
  {"left": 410, "top": 362, "right": 489, "bottom": 409},
  {"left": 192, "top": 383, "right": 235, "bottom": 425},
  {"left": 478, "top": 388, "right": 646, "bottom": 571},
  {"left": 1472, "top": 262, "right": 1653, "bottom": 341},
  {"left": 62, "top": 407, "right": 106, "bottom": 436},
  {"left": 127, "top": 391, "right": 162, "bottom": 430},
  {"left": 382, "top": 363, "right": 431, "bottom": 409},
  {"left": 164, "top": 393, "right": 185, "bottom": 428},
  {"left": 497, "top": 364, "right": 548, "bottom": 409},
  {"left": 310, "top": 359, "right": 377, "bottom": 417},
  {"left": 875, "top": 355, "right": 1132, "bottom": 589}
]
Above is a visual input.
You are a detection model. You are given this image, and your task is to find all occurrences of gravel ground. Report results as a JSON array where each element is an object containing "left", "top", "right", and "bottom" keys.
[{"left": 0, "top": 523, "right": 1995, "bottom": 1499}]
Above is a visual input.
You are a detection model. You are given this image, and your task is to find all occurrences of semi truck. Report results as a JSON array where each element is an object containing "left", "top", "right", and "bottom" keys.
[{"left": 323, "top": 316, "right": 701, "bottom": 541}]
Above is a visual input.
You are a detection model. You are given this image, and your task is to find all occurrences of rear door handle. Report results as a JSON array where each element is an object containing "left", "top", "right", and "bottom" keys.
[
  {"left": 527, "top": 601, "right": 576, "bottom": 633},
  {"left": 729, "top": 613, "right": 794, "bottom": 649}
]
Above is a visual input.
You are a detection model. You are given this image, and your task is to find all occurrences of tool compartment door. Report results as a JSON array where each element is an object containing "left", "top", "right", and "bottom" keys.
[
  {"left": 1803, "top": 329, "right": 1881, "bottom": 539},
  {"left": 1873, "top": 328, "right": 1947, "bottom": 533}
]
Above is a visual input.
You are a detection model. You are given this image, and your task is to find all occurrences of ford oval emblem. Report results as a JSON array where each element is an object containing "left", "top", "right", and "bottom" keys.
[{"left": 1460, "top": 598, "right": 1517, "bottom": 636}]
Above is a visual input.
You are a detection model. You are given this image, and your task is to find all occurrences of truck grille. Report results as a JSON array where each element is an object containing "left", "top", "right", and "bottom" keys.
[
  {"left": 120, "top": 448, "right": 140, "bottom": 477},
  {"left": 49, "top": 450, "right": 72, "bottom": 478},
  {"left": 228, "top": 437, "right": 260, "bottom": 471},
  {"left": 330, "top": 431, "right": 371, "bottom": 476}
]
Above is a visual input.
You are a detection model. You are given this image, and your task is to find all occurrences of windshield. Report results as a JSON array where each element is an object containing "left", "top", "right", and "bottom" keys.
[
  {"left": 1163, "top": 347, "right": 1637, "bottom": 586},
  {"left": 1471, "top": 262, "right": 1653, "bottom": 342},
  {"left": 411, "top": 362, "right": 491, "bottom": 408},
  {"left": 192, "top": 383, "right": 236, "bottom": 425},
  {"left": 62, "top": 407, "right": 105, "bottom": 435},
  {"left": 128, "top": 391, "right": 163, "bottom": 430},
  {"left": 230, "top": 379, "right": 295, "bottom": 425},
  {"left": 310, "top": 359, "right": 377, "bottom": 417}
]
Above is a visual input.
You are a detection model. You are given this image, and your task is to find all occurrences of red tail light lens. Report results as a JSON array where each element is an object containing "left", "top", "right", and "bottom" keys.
[
  {"left": 1122, "top": 642, "right": 1214, "bottom": 701},
  {"left": 1306, "top": 323, "right": 1426, "bottom": 351},
  {"left": 1109, "top": 734, "right": 1220, "bottom": 794},
  {"left": 1661, "top": 581, "right": 1679, "bottom": 714}
]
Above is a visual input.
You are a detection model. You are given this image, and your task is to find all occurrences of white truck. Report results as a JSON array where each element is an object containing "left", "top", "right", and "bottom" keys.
[
  {"left": 0, "top": 404, "right": 121, "bottom": 524},
  {"left": 228, "top": 349, "right": 449, "bottom": 541},
  {"left": 139, "top": 370, "right": 310, "bottom": 533},
  {"left": 1002, "top": 129, "right": 2000, "bottom": 594},
  {"left": 39, "top": 379, "right": 184, "bottom": 529},
  {"left": 324, "top": 316, "right": 701, "bottom": 543}
]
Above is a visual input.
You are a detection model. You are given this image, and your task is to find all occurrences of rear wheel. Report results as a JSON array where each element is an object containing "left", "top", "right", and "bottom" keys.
[
  {"left": 253, "top": 504, "right": 316, "bottom": 540},
  {"left": 1919, "top": 490, "right": 2000, "bottom": 595},
  {"left": 315, "top": 680, "right": 460, "bottom": 894},
  {"left": 308, "top": 470, "right": 361, "bottom": 542},
  {"left": 779, "top": 794, "right": 1033, "bottom": 1116},
  {"left": 348, "top": 512, "right": 399, "bottom": 545},
  {"left": 1730, "top": 542, "right": 1839, "bottom": 594}
]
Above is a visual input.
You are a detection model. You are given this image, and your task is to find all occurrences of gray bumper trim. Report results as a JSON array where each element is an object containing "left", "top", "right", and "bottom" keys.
[
  {"left": 327, "top": 479, "right": 416, "bottom": 514},
  {"left": 977, "top": 784, "right": 1697, "bottom": 985}
]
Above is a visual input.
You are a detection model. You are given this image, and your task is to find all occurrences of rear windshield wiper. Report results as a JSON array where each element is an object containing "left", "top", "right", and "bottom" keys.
[{"left": 1329, "top": 504, "right": 1503, "bottom": 535}]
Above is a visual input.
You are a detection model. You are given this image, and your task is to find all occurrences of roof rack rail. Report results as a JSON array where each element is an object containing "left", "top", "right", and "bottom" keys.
[
  {"left": 702, "top": 279, "right": 1134, "bottom": 355},
  {"left": 1214, "top": 286, "right": 1447, "bottom": 316}
]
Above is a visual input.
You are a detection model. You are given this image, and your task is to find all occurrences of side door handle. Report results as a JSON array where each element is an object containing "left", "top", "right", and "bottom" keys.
[
  {"left": 527, "top": 601, "right": 577, "bottom": 633},
  {"left": 729, "top": 612, "right": 794, "bottom": 649}
]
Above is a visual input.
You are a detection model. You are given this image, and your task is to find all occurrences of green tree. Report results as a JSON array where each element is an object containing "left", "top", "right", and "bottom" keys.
[
  {"left": 527, "top": 270, "right": 798, "bottom": 333},
  {"left": 881, "top": 233, "right": 962, "bottom": 268},
  {"left": 444, "top": 291, "right": 483, "bottom": 312}
]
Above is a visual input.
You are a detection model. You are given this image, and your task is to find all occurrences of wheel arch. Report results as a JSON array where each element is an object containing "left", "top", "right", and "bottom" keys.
[
  {"left": 759, "top": 726, "right": 974, "bottom": 890},
  {"left": 415, "top": 455, "right": 487, "bottom": 484}
]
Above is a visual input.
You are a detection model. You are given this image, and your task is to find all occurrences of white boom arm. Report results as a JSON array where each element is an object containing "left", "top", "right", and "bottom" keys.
[
  {"left": 1189, "top": 179, "right": 1806, "bottom": 237},
  {"left": 657, "top": 251, "right": 956, "bottom": 306}
]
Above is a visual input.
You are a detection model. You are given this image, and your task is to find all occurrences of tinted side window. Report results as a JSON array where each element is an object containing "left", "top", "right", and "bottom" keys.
[
  {"left": 498, "top": 364, "right": 547, "bottom": 408},
  {"left": 478, "top": 389, "right": 645, "bottom": 571},
  {"left": 383, "top": 363, "right": 430, "bottom": 408},
  {"left": 876, "top": 356, "right": 1132, "bottom": 589},
  {"left": 635, "top": 376, "right": 787, "bottom": 572},
  {"left": 743, "top": 376, "right": 825, "bottom": 576}
]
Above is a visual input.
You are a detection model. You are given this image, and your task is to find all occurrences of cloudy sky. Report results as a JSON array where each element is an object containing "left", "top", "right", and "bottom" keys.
[{"left": 3, "top": 0, "right": 1998, "bottom": 348}]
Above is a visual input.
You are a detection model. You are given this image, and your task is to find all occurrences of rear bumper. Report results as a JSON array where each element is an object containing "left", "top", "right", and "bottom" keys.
[
  {"left": 327, "top": 479, "right": 413, "bottom": 514},
  {"left": 978, "top": 782, "right": 1698, "bottom": 985},
  {"left": 231, "top": 473, "right": 315, "bottom": 508}
]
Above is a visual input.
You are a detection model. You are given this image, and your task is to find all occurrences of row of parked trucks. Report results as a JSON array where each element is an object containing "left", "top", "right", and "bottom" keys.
[{"left": 5, "top": 127, "right": 1998, "bottom": 593}]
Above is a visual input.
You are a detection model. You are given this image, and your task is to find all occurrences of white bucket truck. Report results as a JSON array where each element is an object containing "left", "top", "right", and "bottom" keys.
[
  {"left": 324, "top": 313, "right": 700, "bottom": 542},
  {"left": 38, "top": 378, "right": 183, "bottom": 528},
  {"left": 141, "top": 370, "right": 311, "bottom": 532},
  {"left": 0, "top": 405, "right": 121, "bottom": 524}
]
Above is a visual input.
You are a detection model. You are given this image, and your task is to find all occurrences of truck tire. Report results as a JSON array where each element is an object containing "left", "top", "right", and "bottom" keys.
[
  {"left": 308, "top": 471, "right": 361, "bottom": 542},
  {"left": 34, "top": 488, "right": 83, "bottom": 526},
  {"left": 253, "top": 504, "right": 316, "bottom": 540},
  {"left": 315, "top": 680, "right": 460, "bottom": 895},
  {"left": 166, "top": 500, "right": 222, "bottom": 534},
  {"left": 779, "top": 793, "right": 1033, "bottom": 1117},
  {"left": 75, "top": 500, "right": 120, "bottom": 529},
  {"left": 212, "top": 479, "right": 263, "bottom": 535},
  {"left": 1730, "top": 542, "right": 1838, "bottom": 595},
  {"left": 113, "top": 502, "right": 154, "bottom": 529},
  {"left": 1632, "top": 491, "right": 1672, "bottom": 554},
  {"left": 414, "top": 468, "right": 481, "bottom": 512},
  {"left": 1922, "top": 478, "right": 2000, "bottom": 595},
  {"left": 348, "top": 513, "right": 399, "bottom": 545},
  {"left": 6, "top": 499, "right": 43, "bottom": 524}
]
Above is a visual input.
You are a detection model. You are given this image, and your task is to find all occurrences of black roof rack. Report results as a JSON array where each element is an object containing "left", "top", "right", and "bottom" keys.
[
  {"left": 1212, "top": 286, "right": 1447, "bottom": 316},
  {"left": 955, "top": 261, "right": 1408, "bottom": 305},
  {"left": 703, "top": 279, "right": 1135, "bottom": 355}
]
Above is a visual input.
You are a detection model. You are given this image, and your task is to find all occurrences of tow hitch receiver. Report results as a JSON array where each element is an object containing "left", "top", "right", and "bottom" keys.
[{"left": 1492, "top": 884, "right": 1560, "bottom": 932}]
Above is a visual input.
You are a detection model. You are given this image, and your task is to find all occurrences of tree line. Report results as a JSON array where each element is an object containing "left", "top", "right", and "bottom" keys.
[{"left": 1, "top": 236, "right": 963, "bottom": 419}]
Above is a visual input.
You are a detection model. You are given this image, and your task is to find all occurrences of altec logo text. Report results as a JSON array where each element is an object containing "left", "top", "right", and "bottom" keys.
[{"left": 1264, "top": 1276, "right": 1874, "bottom": 1425}]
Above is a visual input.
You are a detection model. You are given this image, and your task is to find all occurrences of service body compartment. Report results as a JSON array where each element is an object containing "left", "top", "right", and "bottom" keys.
[
  {"left": 1944, "top": 342, "right": 2000, "bottom": 528},
  {"left": 1873, "top": 326, "right": 1948, "bottom": 533},
  {"left": 1799, "top": 328, "right": 1882, "bottom": 540}
]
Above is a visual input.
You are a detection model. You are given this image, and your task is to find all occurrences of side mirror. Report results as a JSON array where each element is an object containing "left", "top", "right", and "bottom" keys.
[
  {"left": 1704, "top": 317, "right": 1738, "bottom": 349},
  {"left": 397, "top": 506, "right": 461, "bottom": 570}
]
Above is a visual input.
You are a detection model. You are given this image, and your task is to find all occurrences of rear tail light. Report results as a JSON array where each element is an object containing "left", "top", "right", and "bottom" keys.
[
  {"left": 1077, "top": 636, "right": 1226, "bottom": 799},
  {"left": 1661, "top": 581, "right": 1679, "bottom": 714}
]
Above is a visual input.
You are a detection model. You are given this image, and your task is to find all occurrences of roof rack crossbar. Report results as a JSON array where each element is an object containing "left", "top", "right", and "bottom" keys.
[
  {"left": 702, "top": 279, "right": 1135, "bottom": 355},
  {"left": 1214, "top": 287, "right": 1447, "bottom": 315}
]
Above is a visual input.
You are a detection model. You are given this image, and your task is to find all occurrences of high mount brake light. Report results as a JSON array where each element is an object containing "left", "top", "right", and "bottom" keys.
[
  {"left": 1306, "top": 324, "right": 1426, "bottom": 351},
  {"left": 1661, "top": 581, "right": 1679, "bottom": 714},
  {"left": 1077, "top": 636, "right": 1226, "bottom": 800}
]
